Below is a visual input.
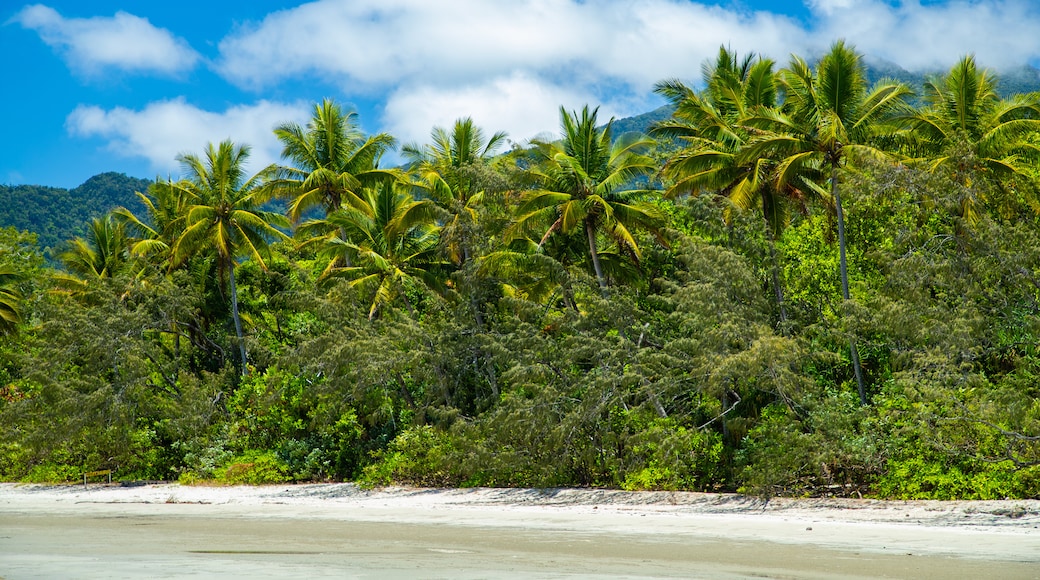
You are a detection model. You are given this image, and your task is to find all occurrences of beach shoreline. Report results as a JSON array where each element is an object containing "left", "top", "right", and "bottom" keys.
[{"left": 2, "top": 483, "right": 1039, "bottom": 578}]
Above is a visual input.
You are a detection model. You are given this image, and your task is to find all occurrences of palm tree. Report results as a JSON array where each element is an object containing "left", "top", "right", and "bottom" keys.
[
  {"left": 512, "top": 105, "right": 664, "bottom": 293},
  {"left": 113, "top": 178, "right": 192, "bottom": 267},
  {"left": 477, "top": 246, "right": 574, "bottom": 307},
  {"left": 742, "top": 40, "right": 913, "bottom": 404},
  {"left": 57, "top": 215, "right": 131, "bottom": 283},
  {"left": 402, "top": 117, "right": 508, "bottom": 266},
  {"left": 268, "top": 98, "right": 397, "bottom": 222},
  {"left": 298, "top": 181, "right": 445, "bottom": 320},
  {"left": 898, "top": 55, "right": 1040, "bottom": 225},
  {"left": 170, "top": 140, "right": 290, "bottom": 375},
  {"left": 0, "top": 267, "right": 23, "bottom": 335},
  {"left": 403, "top": 116, "right": 508, "bottom": 174},
  {"left": 654, "top": 47, "right": 824, "bottom": 329}
]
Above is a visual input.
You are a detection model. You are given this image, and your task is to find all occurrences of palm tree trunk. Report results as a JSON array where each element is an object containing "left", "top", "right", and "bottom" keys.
[
  {"left": 768, "top": 237, "right": 788, "bottom": 333},
  {"left": 463, "top": 246, "right": 487, "bottom": 330},
  {"left": 399, "top": 282, "right": 417, "bottom": 318},
  {"left": 762, "top": 195, "right": 788, "bottom": 333},
  {"left": 228, "top": 262, "right": 248, "bottom": 377},
  {"left": 470, "top": 294, "right": 485, "bottom": 330},
  {"left": 832, "top": 166, "right": 867, "bottom": 405},
  {"left": 585, "top": 220, "right": 608, "bottom": 295}
]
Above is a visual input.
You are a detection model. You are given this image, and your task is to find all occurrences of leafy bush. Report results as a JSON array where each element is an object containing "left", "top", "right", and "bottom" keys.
[
  {"left": 874, "top": 451, "right": 1024, "bottom": 500},
  {"left": 218, "top": 451, "right": 290, "bottom": 485},
  {"left": 22, "top": 463, "right": 82, "bottom": 484},
  {"left": 737, "top": 391, "right": 881, "bottom": 497},
  {"left": 359, "top": 425, "right": 466, "bottom": 487},
  {"left": 621, "top": 419, "right": 725, "bottom": 491}
]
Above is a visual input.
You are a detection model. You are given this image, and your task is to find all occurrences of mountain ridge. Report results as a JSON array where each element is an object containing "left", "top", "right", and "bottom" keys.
[{"left": 0, "top": 172, "right": 150, "bottom": 254}]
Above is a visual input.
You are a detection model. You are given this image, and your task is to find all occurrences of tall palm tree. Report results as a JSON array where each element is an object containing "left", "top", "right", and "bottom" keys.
[
  {"left": 268, "top": 98, "right": 397, "bottom": 222},
  {"left": 743, "top": 40, "right": 913, "bottom": 404},
  {"left": 402, "top": 117, "right": 508, "bottom": 266},
  {"left": 898, "top": 55, "right": 1040, "bottom": 224},
  {"left": 170, "top": 140, "right": 290, "bottom": 375},
  {"left": 402, "top": 117, "right": 508, "bottom": 174},
  {"left": 653, "top": 47, "right": 824, "bottom": 329},
  {"left": 298, "top": 182, "right": 445, "bottom": 320},
  {"left": 512, "top": 105, "right": 663, "bottom": 293}
]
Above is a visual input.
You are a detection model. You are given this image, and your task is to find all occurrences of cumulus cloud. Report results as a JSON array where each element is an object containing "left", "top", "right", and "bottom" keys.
[
  {"left": 10, "top": 4, "right": 199, "bottom": 76},
  {"left": 216, "top": 0, "right": 588, "bottom": 88},
  {"left": 809, "top": 0, "right": 1040, "bottom": 70},
  {"left": 66, "top": 99, "right": 311, "bottom": 176},
  {"left": 383, "top": 71, "right": 635, "bottom": 148},
  {"left": 211, "top": 0, "right": 814, "bottom": 146},
  {"left": 206, "top": 0, "right": 1040, "bottom": 147},
  {"left": 215, "top": 0, "right": 1040, "bottom": 86},
  {"left": 46, "top": 0, "right": 1040, "bottom": 173},
  {"left": 214, "top": 0, "right": 806, "bottom": 90}
]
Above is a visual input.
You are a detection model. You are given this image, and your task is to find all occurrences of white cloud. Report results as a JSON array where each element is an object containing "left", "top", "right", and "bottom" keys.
[
  {"left": 383, "top": 72, "right": 636, "bottom": 148},
  {"left": 214, "top": 0, "right": 806, "bottom": 91},
  {"left": 806, "top": 0, "right": 859, "bottom": 16},
  {"left": 213, "top": 0, "right": 814, "bottom": 147},
  {"left": 47, "top": 0, "right": 1040, "bottom": 177},
  {"left": 10, "top": 4, "right": 199, "bottom": 76},
  {"left": 65, "top": 99, "right": 311, "bottom": 177},
  {"left": 809, "top": 0, "right": 1040, "bottom": 70},
  {"left": 216, "top": 0, "right": 584, "bottom": 89},
  {"left": 215, "top": 0, "right": 1040, "bottom": 86},
  {"left": 594, "top": 1, "right": 809, "bottom": 86}
]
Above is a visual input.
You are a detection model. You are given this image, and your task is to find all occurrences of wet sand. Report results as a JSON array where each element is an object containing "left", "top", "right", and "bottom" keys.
[{"left": 1, "top": 484, "right": 1038, "bottom": 579}]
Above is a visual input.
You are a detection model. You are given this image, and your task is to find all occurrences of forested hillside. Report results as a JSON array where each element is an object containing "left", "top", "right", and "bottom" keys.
[
  {"left": 0, "top": 172, "right": 150, "bottom": 255},
  {"left": 1, "top": 43, "right": 1039, "bottom": 499}
]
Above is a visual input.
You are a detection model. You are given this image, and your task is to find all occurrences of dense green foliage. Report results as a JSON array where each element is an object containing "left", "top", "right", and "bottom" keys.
[{"left": 3, "top": 43, "right": 1040, "bottom": 499}]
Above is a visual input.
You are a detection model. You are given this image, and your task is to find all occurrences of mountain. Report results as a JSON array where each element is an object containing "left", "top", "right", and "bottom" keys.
[
  {"left": 864, "top": 58, "right": 1040, "bottom": 98},
  {"left": 0, "top": 172, "right": 150, "bottom": 255},
  {"left": 610, "top": 105, "right": 675, "bottom": 137}
]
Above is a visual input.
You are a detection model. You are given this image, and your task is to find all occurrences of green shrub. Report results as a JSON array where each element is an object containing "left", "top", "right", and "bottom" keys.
[
  {"left": 22, "top": 463, "right": 82, "bottom": 484},
  {"left": 218, "top": 451, "right": 290, "bottom": 485},
  {"left": 621, "top": 419, "right": 725, "bottom": 491},
  {"left": 359, "top": 425, "right": 466, "bottom": 488},
  {"left": 736, "top": 393, "right": 881, "bottom": 497}
]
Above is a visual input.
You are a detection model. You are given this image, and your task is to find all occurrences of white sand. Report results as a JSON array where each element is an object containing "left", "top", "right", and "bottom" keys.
[{"left": 1, "top": 483, "right": 1038, "bottom": 579}]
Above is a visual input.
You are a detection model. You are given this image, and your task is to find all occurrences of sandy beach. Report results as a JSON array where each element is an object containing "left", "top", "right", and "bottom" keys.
[{"left": 1, "top": 483, "right": 1038, "bottom": 579}]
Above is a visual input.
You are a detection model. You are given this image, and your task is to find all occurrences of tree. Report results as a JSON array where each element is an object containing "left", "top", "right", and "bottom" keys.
[
  {"left": 403, "top": 116, "right": 508, "bottom": 174},
  {"left": 298, "top": 182, "right": 445, "bottom": 320},
  {"left": 402, "top": 118, "right": 512, "bottom": 330},
  {"left": 0, "top": 228, "right": 42, "bottom": 336},
  {"left": 743, "top": 40, "right": 913, "bottom": 404},
  {"left": 170, "top": 140, "right": 290, "bottom": 375},
  {"left": 113, "top": 178, "right": 192, "bottom": 267},
  {"left": 898, "top": 55, "right": 1040, "bottom": 225},
  {"left": 512, "top": 105, "right": 663, "bottom": 293},
  {"left": 269, "top": 99, "right": 397, "bottom": 222},
  {"left": 0, "top": 267, "right": 23, "bottom": 335},
  {"left": 402, "top": 117, "right": 508, "bottom": 266},
  {"left": 654, "top": 47, "right": 824, "bottom": 329},
  {"left": 56, "top": 215, "right": 131, "bottom": 285}
]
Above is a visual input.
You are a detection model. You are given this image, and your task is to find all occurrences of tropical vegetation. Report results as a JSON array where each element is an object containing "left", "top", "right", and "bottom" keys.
[{"left": 2, "top": 41, "right": 1040, "bottom": 499}]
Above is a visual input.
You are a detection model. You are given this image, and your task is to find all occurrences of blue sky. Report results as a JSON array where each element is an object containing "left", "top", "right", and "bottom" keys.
[{"left": 3, "top": 0, "right": 1040, "bottom": 189}]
